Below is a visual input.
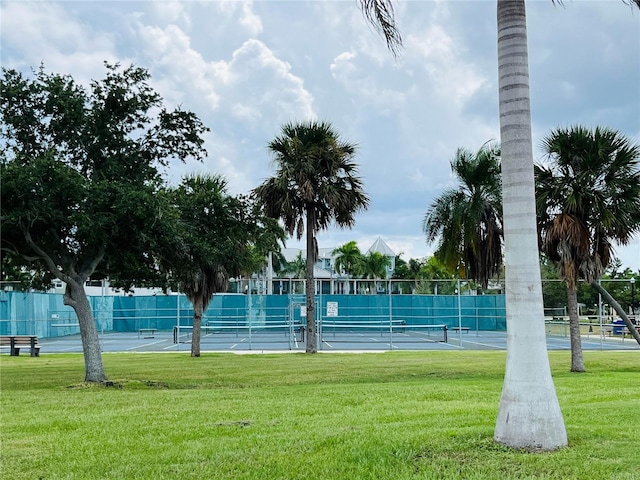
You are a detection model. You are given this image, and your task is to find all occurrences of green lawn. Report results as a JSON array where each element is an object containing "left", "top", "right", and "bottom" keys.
[{"left": 1, "top": 351, "right": 638, "bottom": 479}]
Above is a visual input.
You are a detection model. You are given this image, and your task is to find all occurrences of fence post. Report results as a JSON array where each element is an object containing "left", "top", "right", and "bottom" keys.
[{"left": 457, "top": 279, "right": 463, "bottom": 345}]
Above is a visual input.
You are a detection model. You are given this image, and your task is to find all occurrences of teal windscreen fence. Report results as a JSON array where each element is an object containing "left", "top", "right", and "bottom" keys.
[{"left": 0, "top": 291, "right": 506, "bottom": 338}]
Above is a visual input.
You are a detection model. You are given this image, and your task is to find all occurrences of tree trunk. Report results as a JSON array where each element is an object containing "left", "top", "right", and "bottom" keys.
[
  {"left": 305, "top": 209, "right": 317, "bottom": 353},
  {"left": 191, "top": 294, "right": 203, "bottom": 357},
  {"left": 566, "top": 284, "right": 586, "bottom": 372},
  {"left": 493, "top": 0, "right": 567, "bottom": 451},
  {"left": 63, "top": 279, "right": 107, "bottom": 383},
  {"left": 591, "top": 282, "right": 640, "bottom": 345}
]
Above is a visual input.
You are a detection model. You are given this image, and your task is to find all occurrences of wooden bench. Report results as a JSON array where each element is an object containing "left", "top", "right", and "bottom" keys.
[{"left": 0, "top": 335, "right": 40, "bottom": 356}]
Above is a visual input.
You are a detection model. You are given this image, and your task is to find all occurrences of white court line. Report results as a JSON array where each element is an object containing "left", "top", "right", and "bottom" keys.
[
  {"left": 53, "top": 346, "right": 82, "bottom": 352},
  {"left": 455, "top": 339, "right": 504, "bottom": 350},
  {"left": 545, "top": 341, "right": 571, "bottom": 349},
  {"left": 126, "top": 339, "right": 167, "bottom": 351}
]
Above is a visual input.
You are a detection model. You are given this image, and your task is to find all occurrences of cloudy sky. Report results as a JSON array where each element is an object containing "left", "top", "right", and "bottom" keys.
[{"left": 2, "top": 0, "right": 639, "bottom": 270}]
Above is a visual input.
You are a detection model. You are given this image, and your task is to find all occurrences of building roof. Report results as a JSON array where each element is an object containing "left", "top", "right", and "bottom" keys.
[{"left": 366, "top": 237, "right": 396, "bottom": 257}]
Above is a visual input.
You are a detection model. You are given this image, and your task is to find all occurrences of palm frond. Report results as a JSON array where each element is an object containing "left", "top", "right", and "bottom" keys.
[
  {"left": 537, "top": 125, "right": 640, "bottom": 284},
  {"left": 358, "top": 0, "right": 403, "bottom": 57}
]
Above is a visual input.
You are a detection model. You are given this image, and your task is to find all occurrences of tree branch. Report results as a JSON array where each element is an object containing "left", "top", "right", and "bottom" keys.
[
  {"left": 78, "top": 245, "right": 106, "bottom": 280},
  {"left": 591, "top": 281, "right": 640, "bottom": 345},
  {"left": 22, "top": 228, "right": 72, "bottom": 285}
]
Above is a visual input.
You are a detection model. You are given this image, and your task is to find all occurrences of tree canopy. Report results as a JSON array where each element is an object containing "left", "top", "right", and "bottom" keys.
[
  {"left": 163, "top": 173, "right": 285, "bottom": 356},
  {"left": 1, "top": 63, "right": 208, "bottom": 381}
]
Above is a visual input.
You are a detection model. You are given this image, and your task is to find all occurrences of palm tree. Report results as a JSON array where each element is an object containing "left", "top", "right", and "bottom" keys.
[
  {"left": 253, "top": 121, "right": 369, "bottom": 353},
  {"left": 171, "top": 175, "right": 285, "bottom": 356},
  {"left": 281, "top": 251, "right": 307, "bottom": 293},
  {"left": 359, "top": 0, "right": 569, "bottom": 451},
  {"left": 172, "top": 174, "right": 237, "bottom": 357},
  {"left": 423, "top": 142, "right": 503, "bottom": 290},
  {"left": 332, "top": 240, "right": 364, "bottom": 294},
  {"left": 361, "top": 251, "right": 391, "bottom": 293},
  {"left": 536, "top": 125, "right": 640, "bottom": 370}
]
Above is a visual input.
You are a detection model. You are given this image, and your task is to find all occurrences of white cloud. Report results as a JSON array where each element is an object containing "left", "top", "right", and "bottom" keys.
[
  {"left": 240, "top": 1, "right": 263, "bottom": 37},
  {"left": 405, "top": 25, "right": 487, "bottom": 108},
  {"left": 136, "top": 23, "right": 225, "bottom": 110},
  {"left": 151, "top": 1, "right": 191, "bottom": 28},
  {"left": 330, "top": 50, "right": 407, "bottom": 113},
  {"left": 0, "top": 2, "right": 119, "bottom": 83},
  {"left": 226, "top": 39, "right": 315, "bottom": 124}
]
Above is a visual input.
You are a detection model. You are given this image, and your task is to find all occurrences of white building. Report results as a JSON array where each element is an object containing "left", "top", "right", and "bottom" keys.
[{"left": 260, "top": 237, "right": 397, "bottom": 295}]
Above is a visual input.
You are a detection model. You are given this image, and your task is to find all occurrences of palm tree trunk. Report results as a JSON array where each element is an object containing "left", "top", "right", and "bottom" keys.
[
  {"left": 591, "top": 281, "right": 640, "bottom": 345},
  {"left": 566, "top": 284, "right": 586, "bottom": 372},
  {"left": 493, "top": 0, "right": 567, "bottom": 450},
  {"left": 191, "top": 294, "right": 203, "bottom": 357},
  {"left": 305, "top": 208, "right": 317, "bottom": 353},
  {"left": 63, "top": 279, "right": 107, "bottom": 383}
]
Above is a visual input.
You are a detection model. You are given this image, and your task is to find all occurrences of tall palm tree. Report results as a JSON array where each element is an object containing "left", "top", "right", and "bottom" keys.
[
  {"left": 423, "top": 142, "right": 503, "bottom": 290},
  {"left": 536, "top": 125, "right": 640, "bottom": 371},
  {"left": 359, "top": 0, "right": 619, "bottom": 450},
  {"left": 332, "top": 240, "right": 364, "bottom": 294},
  {"left": 253, "top": 121, "right": 369, "bottom": 353}
]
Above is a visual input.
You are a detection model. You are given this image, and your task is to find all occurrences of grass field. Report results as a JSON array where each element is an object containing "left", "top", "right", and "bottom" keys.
[{"left": 1, "top": 351, "right": 639, "bottom": 479}]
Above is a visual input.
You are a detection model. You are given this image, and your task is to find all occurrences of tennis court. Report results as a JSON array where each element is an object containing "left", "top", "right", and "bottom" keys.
[{"left": 33, "top": 326, "right": 639, "bottom": 354}]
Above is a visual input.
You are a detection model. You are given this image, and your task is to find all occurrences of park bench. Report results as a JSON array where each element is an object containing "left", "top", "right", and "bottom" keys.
[
  {"left": 0, "top": 335, "right": 40, "bottom": 356},
  {"left": 138, "top": 328, "right": 158, "bottom": 339},
  {"left": 452, "top": 326, "right": 470, "bottom": 334}
]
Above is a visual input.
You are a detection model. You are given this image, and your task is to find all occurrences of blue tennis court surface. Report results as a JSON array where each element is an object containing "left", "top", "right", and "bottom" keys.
[{"left": 34, "top": 329, "right": 639, "bottom": 354}]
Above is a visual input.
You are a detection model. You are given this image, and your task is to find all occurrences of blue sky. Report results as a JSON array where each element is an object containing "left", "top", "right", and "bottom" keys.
[{"left": 2, "top": 0, "right": 639, "bottom": 270}]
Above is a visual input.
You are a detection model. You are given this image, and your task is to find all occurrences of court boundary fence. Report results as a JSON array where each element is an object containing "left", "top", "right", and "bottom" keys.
[{"left": 0, "top": 291, "right": 505, "bottom": 342}]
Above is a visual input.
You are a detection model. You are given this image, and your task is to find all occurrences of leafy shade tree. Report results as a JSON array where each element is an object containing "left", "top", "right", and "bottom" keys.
[
  {"left": 392, "top": 256, "right": 424, "bottom": 280},
  {"left": 536, "top": 126, "right": 640, "bottom": 364},
  {"left": 540, "top": 256, "right": 570, "bottom": 314},
  {"left": 423, "top": 142, "right": 503, "bottom": 289},
  {"left": 253, "top": 121, "right": 369, "bottom": 353},
  {"left": 0, "top": 64, "right": 207, "bottom": 382},
  {"left": 418, "top": 256, "right": 458, "bottom": 295},
  {"left": 391, "top": 255, "right": 423, "bottom": 293},
  {"left": 165, "top": 174, "right": 285, "bottom": 357},
  {"left": 391, "top": 255, "right": 456, "bottom": 294},
  {"left": 332, "top": 240, "right": 364, "bottom": 294}
]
